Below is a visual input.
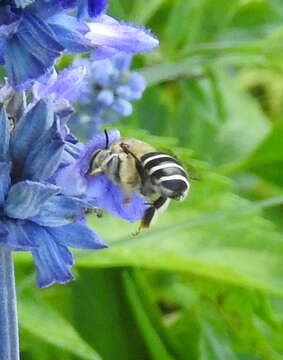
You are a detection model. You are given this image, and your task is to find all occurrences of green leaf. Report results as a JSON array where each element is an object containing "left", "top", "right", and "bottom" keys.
[
  {"left": 130, "top": 0, "right": 165, "bottom": 24},
  {"left": 76, "top": 173, "right": 283, "bottom": 297},
  {"left": 19, "top": 296, "right": 101, "bottom": 360},
  {"left": 135, "top": 87, "right": 171, "bottom": 135},
  {"left": 108, "top": 0, "right": 126, "bottom": 19},
  {"left": 71, "top": 268, "right": 183, "bottom": 360},
  {"left": 242, "top": 122, "right": 283, "bottom": 186},
  {"left": 164, "top": 0, "right": 197, "bottom": 53},
  {"left": 174, "top": 69, "right": 270, "bottom": 168},
  {"left": 71, "top": 268, "right": 152, "bottom": 360},
  {"left": 140, "top": 57, "right": 202, "bottom": 86},
  {"left": 200, "top": 321, "right": 237, "bottom": 360},
  {"left": 122, "top": 270, "right": 183, "bottom": 360}
]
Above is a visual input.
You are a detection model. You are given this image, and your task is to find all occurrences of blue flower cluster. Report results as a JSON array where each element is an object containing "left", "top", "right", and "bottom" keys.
[
  {"left": 67, "top": 53, "right": 146, "bottom": 137},
  {"left": 0, "top": 0, "right": 158, "bottom": 90},
  {"left": 0, "top": 0, "right": 157, "bottom": 288},
  {"left": 0, "top": 89, "right": 146, "bottom": 287}
]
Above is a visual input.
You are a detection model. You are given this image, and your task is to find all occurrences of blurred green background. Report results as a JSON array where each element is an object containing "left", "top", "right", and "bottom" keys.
[{"left": 13, "top": 0, "right": 283, "bottom": 359}]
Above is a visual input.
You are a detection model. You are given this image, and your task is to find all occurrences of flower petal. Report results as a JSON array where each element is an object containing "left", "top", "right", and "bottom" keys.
[
  {"left": 86, "top": 15, "right": 159, "bottom": 54},
  {"left": 0, "top": 105, "right": 10, "bottom": 159},
  {"left": 125, "top": 72, "right": 146, "bottom": 100},
  {"left": 33, "top": 65, "right": 87, "bottom": 102},
  {"left": 77, "top": 0, "right": 108, "bottom": 19},
  {"left": 48, "top": 14, "right": 93, "bottom": 53},
  {"left": 4, "top": 181, "right": 60, "bottom": 220},
  {"left": 3, "top": 219, "right": 36, "bottom": 250},
  {"left": 47, "top": 222, "right": 107, "bottom": 249},
  {"left": 11, "top": 99, "right": 54, "bottom": 165},
  {"left": 90, "top": 45, "right": 118, "bottom": 60},
  {"left": 30, "top": 195, "right": 91, "bottom": 227},
  {"left": 14, "top": 0, "right": 36, "bottom": 9},
  {"left": 0, "top": 36, "right": 5, "bottom": 65},
  {"left": 0, "top": 6, "right": 19, "bottom": 26},
  {"left": 5, "top": 15, "right": 63, "bottom": 89},
  {"left": 27, "top": 223, "right": 74, "bottom": 288},
  {"left": 87, "top": 174, "right": 147, "bottom": 222},
  {"left": 28, "top": 0, "right": 72, "bottom": 17},
  {"left": 0, "top": 161, "right": 11, "bottom": 206},
  {"left": 110, "top": 98, "right": 132, "bottom": 116},
  {"left": 23, "top": 117, "right": 65, "bottom": 181}
]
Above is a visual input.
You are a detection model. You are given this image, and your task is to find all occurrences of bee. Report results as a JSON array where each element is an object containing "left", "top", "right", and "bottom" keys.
[{"left": 88, "top": 133, "right": 190, "bottom": 233}]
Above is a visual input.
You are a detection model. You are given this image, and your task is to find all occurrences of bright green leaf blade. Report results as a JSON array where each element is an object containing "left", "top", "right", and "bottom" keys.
[
  {"left": 71, "top": 268, "right": 152, "bottom": 360},
  {"left": 108, "top": 0, "right": 125, "bottom": 18},
  {"left": 242, "top": 122, "right": 283, "bottom": 186},
  {"left": 140, "top": 58, "right": 202, "bottom": 86},
  {"left": 178, "top": 69, "right": 270, "bottom": 168},
  {"left": 19, "top": 297, "right": 101, "bottom": 360},
  {"left": 130, "top": 0, "right": 165, "bottom": 24},
  {"left": 200, "top": 319, "right": 237, "bottom": 360},
  {"left": 123, "top": 270, "right": 182, "bottom": 360}
]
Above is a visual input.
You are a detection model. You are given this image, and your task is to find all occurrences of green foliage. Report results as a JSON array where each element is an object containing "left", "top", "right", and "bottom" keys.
[{"left": 16, "top": 0, "right": 283, "bottom": 359}]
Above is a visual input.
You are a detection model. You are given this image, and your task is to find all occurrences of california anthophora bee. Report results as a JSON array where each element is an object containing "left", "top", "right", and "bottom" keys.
[{"left": 88, "top": 135, "right": 189, "bottom": 233}]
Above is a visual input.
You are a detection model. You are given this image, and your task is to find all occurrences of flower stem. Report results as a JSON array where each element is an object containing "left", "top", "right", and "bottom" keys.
[{"left": 0, "top": 248, "right": 20, "bottom": 360}]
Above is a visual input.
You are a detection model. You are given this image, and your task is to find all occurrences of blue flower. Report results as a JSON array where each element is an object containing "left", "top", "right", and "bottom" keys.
[
  {"left": 0, "top": 1, "right": 90, "bottom": 90},
  {"left": 73, "top": 53, "right": 146, "bottom": 137},
  {"left": 85, "top": 15, "right": 159, "bottom": 59},
  {"left": 0, "top": 81, "right": 147, "bottom": 287},
  {"left": 55, "top": 129, "right": 148, "bottom": 222},
  {"left": 0, "top": 0, "right": 158, "bottom": 90},
  {"left": 0, "top": 95, "right": 107, "bottom": 288}
]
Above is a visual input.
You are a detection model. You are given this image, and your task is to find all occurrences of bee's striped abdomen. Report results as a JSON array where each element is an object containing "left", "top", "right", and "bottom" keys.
[{"left": 141, "top": 152, "right": 189, "bottom": 200}]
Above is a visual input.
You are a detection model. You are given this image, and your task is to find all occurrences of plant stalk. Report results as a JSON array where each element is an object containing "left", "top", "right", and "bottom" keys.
[{"left": 0, "top": 248, "right": 20, "bottom": 360}]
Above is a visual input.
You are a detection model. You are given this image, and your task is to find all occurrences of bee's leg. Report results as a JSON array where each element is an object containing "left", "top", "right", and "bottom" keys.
[
  {"left": 103, "top": 154, "right": 136, "bottom": 205},
  {"left": 134, "top": 196, "right": 171, "bottom": 235},
  {"left": 88, "top": 167, "right": 103, "bottom": 176},
  {"left": 88, "top": 153, "right": 120, "bottom": 177},
  {"left": 105, "top": 154, "right": 122, "bottom": 183},
  {"left": 122, "top": 188, "right": 135, "bottom": 205}
]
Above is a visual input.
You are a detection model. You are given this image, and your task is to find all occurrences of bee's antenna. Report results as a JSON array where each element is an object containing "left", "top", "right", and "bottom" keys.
[{"left": 104, "top": 130, "right": 109, "bottom": 149}]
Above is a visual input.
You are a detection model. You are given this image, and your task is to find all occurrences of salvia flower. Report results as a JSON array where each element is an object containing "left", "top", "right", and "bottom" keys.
[
  {"left": 0, "top": 0, "right": 158, "bottom": 90},
  {"left": 0, "top": 96, "right": 108, "bottom": 288},
  {"left": 0, "top": 83, "right": 147, "bottom": 287}
]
